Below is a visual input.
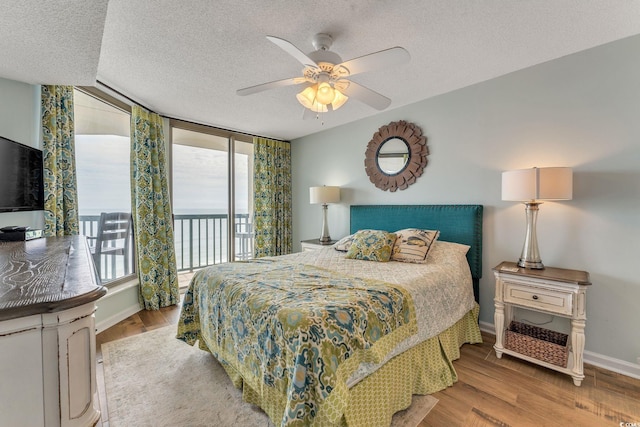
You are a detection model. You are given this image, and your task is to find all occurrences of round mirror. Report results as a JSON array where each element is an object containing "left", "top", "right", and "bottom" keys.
[
  {"left": 364, "top": 121, "right": 428, "bottom": 192},
  {"left": 377, "top": 137, "right": 410, "bottom": 175}
]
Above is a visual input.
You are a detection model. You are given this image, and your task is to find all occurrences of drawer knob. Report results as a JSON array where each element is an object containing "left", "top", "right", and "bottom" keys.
[{"left": 532, "top": 295, "right": 539, "bottom": 300}]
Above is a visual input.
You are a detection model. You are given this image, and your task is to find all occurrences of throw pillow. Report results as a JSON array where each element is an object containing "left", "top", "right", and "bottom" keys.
[
  {"left": 391, "top": 228, "right": 440, "bottom": 263},
  {"left": 345, "top": 229, "right": 397, "bottom": 262}
]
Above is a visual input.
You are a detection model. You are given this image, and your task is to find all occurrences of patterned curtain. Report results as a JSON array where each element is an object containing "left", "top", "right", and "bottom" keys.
[
  {"left": 41, "top": 85, "right": 79, "bottom": 237},
  {"left": 130, "top": 105, "right": 179, "bottom": 310},
  {"left": 253, "top": 137, "right": 292, "bottom": 257}
]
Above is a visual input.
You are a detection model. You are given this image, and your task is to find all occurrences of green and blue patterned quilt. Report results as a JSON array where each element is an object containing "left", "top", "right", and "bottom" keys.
[{"left": 176, "top": 259, "right": 417, "bottom": 426}]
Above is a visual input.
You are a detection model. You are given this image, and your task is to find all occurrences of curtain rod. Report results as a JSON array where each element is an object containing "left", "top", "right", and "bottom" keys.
[{"left": 94, "top": 80, "right": 289, "bottom": 144}]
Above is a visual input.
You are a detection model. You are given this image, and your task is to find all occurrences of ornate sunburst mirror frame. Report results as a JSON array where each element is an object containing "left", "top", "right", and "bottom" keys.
[{"left": 364, "top": 120, "right": 428, "bottom": 192}]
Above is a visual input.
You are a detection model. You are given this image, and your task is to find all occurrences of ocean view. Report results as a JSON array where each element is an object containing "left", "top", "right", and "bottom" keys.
[
  {"left": 75, "top": 135, "right": 250, "bottom": 219},
  {"left": 75, "top": 131, "right": 253, "bottom": 281}
]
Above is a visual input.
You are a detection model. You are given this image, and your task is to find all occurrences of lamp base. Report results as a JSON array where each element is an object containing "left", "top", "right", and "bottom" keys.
[
  {"left": 518, "top": 201, "right": 545, "bottom": 270},
  {"left": 517, "top": 258, "right": 545, "bottom": 269},
  {"left": 319, "top": 203, "right": 331, "bottom": 243}
]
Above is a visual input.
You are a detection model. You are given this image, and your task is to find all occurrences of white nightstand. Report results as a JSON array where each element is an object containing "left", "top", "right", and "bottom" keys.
[
  {"left": 300, "top": 239, "right": 337, "bottom": 251},
  {"left": 493, "top": 261, "right": 591, "bottom": 386}
]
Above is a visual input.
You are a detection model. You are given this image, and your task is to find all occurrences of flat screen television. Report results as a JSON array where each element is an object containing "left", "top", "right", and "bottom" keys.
[{"left": 0, "top": 135, "right": 45, "bottom": 213}]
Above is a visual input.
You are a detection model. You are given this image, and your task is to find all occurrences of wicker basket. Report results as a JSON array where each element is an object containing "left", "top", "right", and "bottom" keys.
[{"left": 505, "top": 321, "right": 569, "bottom": 367}]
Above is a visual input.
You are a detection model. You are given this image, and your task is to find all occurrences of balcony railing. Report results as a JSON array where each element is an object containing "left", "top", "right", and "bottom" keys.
[
  {"left": 172, "top": 213, "right": 253, "bottom": 271},
  {"left": 79, "top": 213, "right": 253, "bottom": 282}
]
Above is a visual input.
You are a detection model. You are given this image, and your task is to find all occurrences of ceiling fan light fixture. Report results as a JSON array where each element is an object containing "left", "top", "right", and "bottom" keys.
[
  {"left": 316, "top": 81, "right": 335, "bottom": 105},
  {"left": 296, "top": 84, "right": 348, "bottom": 112},
  {"left": 331, "top": 89, "right": 348, "bottom": 110},
  {"left": 296, "top": 85, "right": 328, "bottom": 112}
]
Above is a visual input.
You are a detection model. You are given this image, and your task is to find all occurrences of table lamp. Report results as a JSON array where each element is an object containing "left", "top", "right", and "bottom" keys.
[
  {"left": 309, "top": 186, "right": 340, "bottom": 243},
  {"left": 502, "top": 167, "right": 572, "bottom": 269}
]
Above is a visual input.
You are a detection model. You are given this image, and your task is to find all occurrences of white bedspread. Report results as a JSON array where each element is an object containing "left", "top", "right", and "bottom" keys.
[{"left": 270, "top": 240, "right": 477, "bottom": 386}]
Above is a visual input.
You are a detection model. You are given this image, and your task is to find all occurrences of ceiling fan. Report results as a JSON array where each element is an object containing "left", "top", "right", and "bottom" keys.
[{"left": 236, "top": 33, "right": 410, "bottom": 114}]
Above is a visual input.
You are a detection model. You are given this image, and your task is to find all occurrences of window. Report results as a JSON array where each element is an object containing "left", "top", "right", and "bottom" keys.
[
  {"left": 171, "top": 121, "right": 253, "bottom": 271},
  {"left": 74, "top": 89, "right": 134, "bottom": 285},
  {"left": 73, "top": 89, "right": 255, "bottom": 282}
]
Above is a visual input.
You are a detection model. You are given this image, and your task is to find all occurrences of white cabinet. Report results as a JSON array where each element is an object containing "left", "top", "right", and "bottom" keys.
[
  {"left": 0, "top": 315, "right": 45, "bottom": 427},
  {"left": 0, "top": 303, "right": 100, "bottom": 427},
  {"left": 493, "top": 261, "right": 591, "bottom": 386},
  {"left": 0, "top": 236, "right": 106, "bottom": 426},
  {"left": 50, "top": 303, "right": 100, "bottom": 426}
]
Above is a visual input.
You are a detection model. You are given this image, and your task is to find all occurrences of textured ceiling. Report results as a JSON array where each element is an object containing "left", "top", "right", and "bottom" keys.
[
  {"left": 2, "top": 1, "right": 640, "bottom": 140},
  {"left": 0, "top": 0, "right": 108, "bottom": 85}
]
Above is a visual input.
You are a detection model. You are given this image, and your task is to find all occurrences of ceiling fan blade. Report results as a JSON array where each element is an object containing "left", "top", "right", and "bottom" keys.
[
  {"left": 335, "top": 47, "right": 410, "bottom": 77},
  {"left": 236, "top": 77, "right": 306, "bottom": 96},
  {"left": 266, "top": 36, "right": 318, "bottom": 68},
  {"left": 339, "top": 81, "right": 391, "bottom": 110}
]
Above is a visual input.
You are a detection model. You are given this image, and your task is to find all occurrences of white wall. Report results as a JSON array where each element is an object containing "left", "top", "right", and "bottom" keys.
[
  {"left": 292, "top": 35, "right": 640, "bottom": 366},
  {"left": 0, "top": 77, "right": 44, "bottom": 230}
]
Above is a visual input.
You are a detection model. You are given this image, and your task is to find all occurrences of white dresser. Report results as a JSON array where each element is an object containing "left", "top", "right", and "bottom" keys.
[{"left": 0, "top": 236, "right": 106, "bottom": 426}]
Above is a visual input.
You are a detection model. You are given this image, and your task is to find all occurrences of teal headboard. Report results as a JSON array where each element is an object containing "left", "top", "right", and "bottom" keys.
[{"left": 350, "top": 205, "right": 483, "bottom": 302}]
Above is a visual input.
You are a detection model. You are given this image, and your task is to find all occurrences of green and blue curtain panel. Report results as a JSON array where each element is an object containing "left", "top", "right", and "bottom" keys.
[
  {"left": 41, "top": 85, "right": 79, "bottom": 237},
  {"left": 130, "top": 105, "right": 179, "bottom": 310},
  {"left": 253, "top": 137, "right": 292, "bottom": 257}
]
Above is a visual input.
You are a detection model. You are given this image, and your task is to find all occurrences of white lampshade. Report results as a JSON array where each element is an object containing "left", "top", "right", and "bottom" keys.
[
  {"left": 502, "top": 167, "right": 573, "bottom": 202},
  {"left": 310, "top": 186, "right": 340, "bottom": 204}
]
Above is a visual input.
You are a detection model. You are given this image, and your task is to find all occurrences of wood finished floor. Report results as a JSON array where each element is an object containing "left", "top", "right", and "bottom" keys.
[{"left": 96, "top": 299, "right": 640, "bottom": 427}]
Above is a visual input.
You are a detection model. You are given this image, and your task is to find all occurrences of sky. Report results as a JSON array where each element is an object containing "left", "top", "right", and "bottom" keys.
[{"left": 75, "top": 135, "right": 250, "bottom": 216}]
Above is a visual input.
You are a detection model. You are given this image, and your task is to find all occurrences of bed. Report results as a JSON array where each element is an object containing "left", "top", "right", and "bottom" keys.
[{"left": 177, "top": 204, "right": 483, "bottom": 426}]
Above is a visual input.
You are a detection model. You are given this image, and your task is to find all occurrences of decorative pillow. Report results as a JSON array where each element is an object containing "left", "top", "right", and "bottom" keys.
[
  {"left": 391, "top": 228, "right": 440, "bottom": 264},
  {"left": 345, "top": 229, "right": 397, "bottom": 262},
  {"left": 334, "top": 234, "right": 355, "bottom": 252}
]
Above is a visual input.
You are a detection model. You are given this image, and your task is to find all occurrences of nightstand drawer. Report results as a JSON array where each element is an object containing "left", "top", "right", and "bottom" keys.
[{"left": 503, "top": 281, "right": 573, "bottom": 316}]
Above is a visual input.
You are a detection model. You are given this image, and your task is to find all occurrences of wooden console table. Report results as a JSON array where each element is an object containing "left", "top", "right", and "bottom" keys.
[{"left": 0, "top": 236, "right": 107, "bottom": 426}]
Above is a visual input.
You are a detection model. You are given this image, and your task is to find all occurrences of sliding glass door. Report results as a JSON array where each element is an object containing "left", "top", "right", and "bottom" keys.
[{"left": 171, "top": 123, "right": 253, "bottom": 271}]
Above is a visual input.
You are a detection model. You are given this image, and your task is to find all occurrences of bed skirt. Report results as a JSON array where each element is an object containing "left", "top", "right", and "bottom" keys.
[{"left": 215, "top": 304, "right": 481, "bottom": 427}]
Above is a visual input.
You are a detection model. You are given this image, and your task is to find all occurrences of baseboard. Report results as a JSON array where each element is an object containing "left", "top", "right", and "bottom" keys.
[
  {"left": 479, "top": 320, "right": 495, "bottom": 336},
  {"left": 583, "top": 350, "right": 640, "bottom": 380},
  {"left": 95, "top": 281, "right": 141, "bottom": 334},
  {"left": 96, "top": 304, "right": 141, "bottom": 334},
  {"left": 478, "top": 321, "right": 640, "bottom": 380}
]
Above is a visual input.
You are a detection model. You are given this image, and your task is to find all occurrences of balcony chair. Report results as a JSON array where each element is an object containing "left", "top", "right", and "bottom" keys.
[
  {"left": 88, "top": 212, "right": 133, "bottom": 279},
  {"left": 235, "top": 221, "right": 253, "bottom": 260}
]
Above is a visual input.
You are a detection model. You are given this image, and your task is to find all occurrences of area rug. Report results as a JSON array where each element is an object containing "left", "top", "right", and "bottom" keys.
[{"left": 102, "top": 325, "right": 438, "bottom": 427}]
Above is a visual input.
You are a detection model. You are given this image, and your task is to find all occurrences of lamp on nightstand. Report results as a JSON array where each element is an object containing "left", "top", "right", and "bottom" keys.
[
  {"left": 502, "top": 167, "right": 572, "bottom": 269},
  {"left": 310, "top": 186, "right": 340, "bottom": 243}
]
